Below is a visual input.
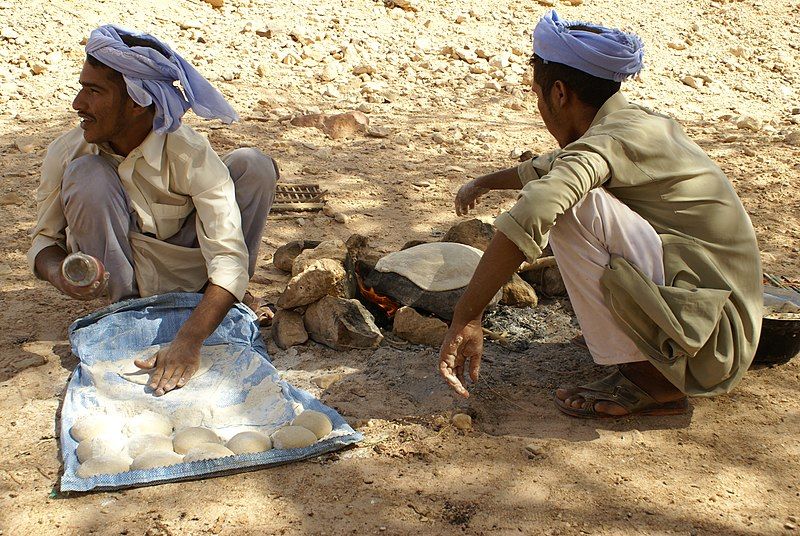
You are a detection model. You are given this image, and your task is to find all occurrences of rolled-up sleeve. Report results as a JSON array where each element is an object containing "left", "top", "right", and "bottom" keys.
[
  {"left": 516, "top": 150, "right": 560, "bottom": 186},
  {"left": 27, "top": 139, "right": 70, "bottom": 276},
  {"left": 186, "top": 147, "right": 249, "bottom": 301},
  {"left": 496, "top": 137, "right": 613, "bottom": 262}
]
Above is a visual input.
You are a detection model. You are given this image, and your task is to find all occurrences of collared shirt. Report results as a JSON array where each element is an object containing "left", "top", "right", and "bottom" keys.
[
  {"left": 28, "top": 125, "right": 249, "bottom": 301},
  {"left": 495, "top": 92, "right": 762, "bottom": 396}
]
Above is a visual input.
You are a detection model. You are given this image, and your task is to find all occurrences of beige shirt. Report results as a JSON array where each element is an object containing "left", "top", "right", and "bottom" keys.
[
  {"left": 28, "top": 125, "right": 249, "bottom": 301},
  {"left": 495, "top": 92, "right": 762, "bottom": 396}
]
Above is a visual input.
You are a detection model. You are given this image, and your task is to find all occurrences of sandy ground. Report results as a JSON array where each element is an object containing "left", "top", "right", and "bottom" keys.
[{"left": 1, "top": 0, "right": 799, "bottom": 534}]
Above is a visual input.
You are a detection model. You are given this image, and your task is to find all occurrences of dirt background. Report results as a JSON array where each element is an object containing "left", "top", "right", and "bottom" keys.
[{"left": 1, "top": 0, "right": 799, "bottom": 534}]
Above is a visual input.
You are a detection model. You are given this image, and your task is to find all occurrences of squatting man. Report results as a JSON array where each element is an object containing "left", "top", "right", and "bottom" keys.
[
  {"left": 28, "top": 26, "right": 278, "bottom": 396},
  {"left": 439, "top": 11, "right": 762, "bottom": 418}
]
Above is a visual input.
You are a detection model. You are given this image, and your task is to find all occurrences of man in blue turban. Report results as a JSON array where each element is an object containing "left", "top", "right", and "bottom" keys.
[
  {"left": 439, "top": 11, "right": 762, "bottom": 418},
  {"left": 28, "top": 26, "right": 278, "bottom": 396}
]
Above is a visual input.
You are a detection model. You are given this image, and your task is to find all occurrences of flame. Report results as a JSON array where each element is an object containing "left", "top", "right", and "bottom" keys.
[{"left": 355, "top": 269, "right": 400, "bottom": 317}]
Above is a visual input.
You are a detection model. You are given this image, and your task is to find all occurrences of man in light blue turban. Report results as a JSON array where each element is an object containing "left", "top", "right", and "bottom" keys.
[
  {"left": 440, "top": 11, "right": 762, "bottom": 419},
  {"left": 29, "top": 25, "right": 279, "bottom": 396}
]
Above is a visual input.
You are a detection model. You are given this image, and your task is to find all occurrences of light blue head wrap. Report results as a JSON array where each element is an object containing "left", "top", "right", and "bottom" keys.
[
  {"left": 85, "top": 25, "right": 239, "bottom": 134},
  {"left": 533, "top": 10, "right": 644, "bottom": 82}
]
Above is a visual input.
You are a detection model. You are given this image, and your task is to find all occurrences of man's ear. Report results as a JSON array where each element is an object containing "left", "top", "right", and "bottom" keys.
[
  {"left": 552, "top": 80, "right": 569, "bottom": 108},
  {"left": 128, "top": 100, "right": 152, "bottom": 118}
]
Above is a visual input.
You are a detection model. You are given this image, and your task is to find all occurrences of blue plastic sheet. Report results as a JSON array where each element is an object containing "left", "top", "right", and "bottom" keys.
[{"left": 60, "top": 293, "right": 362, "bottom": 492}]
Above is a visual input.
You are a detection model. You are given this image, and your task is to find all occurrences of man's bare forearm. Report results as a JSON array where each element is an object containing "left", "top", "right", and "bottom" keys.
[
  {"left": 34, "top": 245, "right": 68, "bottom": 288},
  {"left": 451, "top": 231, "right": 526, "bottom": 326},
  {"left": 174, "top": 283, "right": 237, "bottom": 348},
  {"left": 472, "top": 166, "right": 523, "bottom": 191}
]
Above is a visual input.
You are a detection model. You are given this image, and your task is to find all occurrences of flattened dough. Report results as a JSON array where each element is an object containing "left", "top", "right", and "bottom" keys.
[
  {"left": 118, "top": 351, "right": 215, "bottom": 385},
  {"left": 127, "top": 434, "right": 173, "bottom": 459},
  {"left": 123, "top": 411, "right": 172, "bottom": 437},
  {"left": 130, "top": 450, "right": 184, "bottom": 470},
  {"left": 76, "top": 455, "right": 131, "bottom": 478},
  {"left": 292, "top": 410, "right": 333, "bottom": 440},
  {"left": 183, "top": 443, "right": 234, "bottom": 462},
  {"left": 374, "top": 242, "right": 485, "bottom": 292},
  {"left": 173, "top": 427, "right": 221, "bottom": 454},
  {"left": 271, "top": 426, "right": 318, "bottom": 449},
  {"left": 70, "top": 414, "right": 121, "bottom": 442},
  {"left": 226, "top": 431, "right": 272, "bottom": 454}
]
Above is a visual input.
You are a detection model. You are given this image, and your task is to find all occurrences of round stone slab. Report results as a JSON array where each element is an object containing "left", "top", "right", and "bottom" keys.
[{"left": 373, "top": 242, "right": 485, "bottom": 292}]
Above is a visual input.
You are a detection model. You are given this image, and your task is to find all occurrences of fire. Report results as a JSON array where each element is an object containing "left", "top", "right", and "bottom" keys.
[{"left": 355, "top": 269, "right": 400, "bottom": 317}]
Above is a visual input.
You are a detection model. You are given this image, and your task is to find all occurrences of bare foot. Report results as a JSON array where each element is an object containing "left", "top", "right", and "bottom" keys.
[{"left": 556, "top": 361, "right": 686, "bottom": 417}]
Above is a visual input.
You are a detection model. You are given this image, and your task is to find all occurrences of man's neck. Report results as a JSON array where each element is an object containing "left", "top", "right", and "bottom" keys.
[{"left": 109, "top": 119, "right": 154, "bottom": 157}]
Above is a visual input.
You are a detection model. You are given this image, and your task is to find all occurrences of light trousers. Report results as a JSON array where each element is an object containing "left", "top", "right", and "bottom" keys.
[{"left": 549, "top": 188, "right": 665, "bottom": 365}]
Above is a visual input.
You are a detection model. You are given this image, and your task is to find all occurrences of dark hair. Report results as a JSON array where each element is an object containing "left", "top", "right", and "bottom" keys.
[{"left": 529, "top": 24, "right": 621, "bottom": 110}]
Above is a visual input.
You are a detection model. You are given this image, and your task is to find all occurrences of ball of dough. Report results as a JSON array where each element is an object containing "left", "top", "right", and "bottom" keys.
[
  {"left": 292, "top": 410, "right": 333, "bottom": 440},
  {"left": 173, "top": 427, "right": 221, "bottom": 454},
  {"left": 76, "top": 455, "right": 131, "bottom": 478},
  {"left": 123, "top": 411, "right": 172, "bottom": 437},
  {"left": 70, "top": 414, "right": 120, "bottom": 442},
  {"left": 130, "top": 450, "right": 184, "bottom": 471},
  {"left": 170, "top": 407, "right": 205, "bottom": 431},
  {"left": 226, "top": 431, "right": 272, "bottom": 455},
  {"left": 183, "top": 443, "right": 234, "bottom": 463},
  {"left": 127, "top": 434, "right": 173, "bottom": 459},
  {"left": 271, "top": 426, "right": 318, "bottom": 450},
  {"left": 76, "top": 435, "right": 126, "bottom": 463}
]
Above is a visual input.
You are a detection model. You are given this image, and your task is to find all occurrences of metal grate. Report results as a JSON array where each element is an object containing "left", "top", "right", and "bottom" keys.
[
  {"left": 764, "top": 273, "right": 800, "bottom": 294},
  {"left": 271, "top": 184, "right": 326, "bottom": 213}
]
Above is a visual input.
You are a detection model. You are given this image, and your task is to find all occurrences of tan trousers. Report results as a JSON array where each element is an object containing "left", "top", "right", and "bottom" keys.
[{"left": 549, "top": 188, "right": 665, "bottom": 365}]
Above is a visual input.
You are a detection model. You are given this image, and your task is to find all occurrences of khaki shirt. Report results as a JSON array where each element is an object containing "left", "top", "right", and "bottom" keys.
[
  {"left": 28, "top": 126, "right": 249, "bottom": 301},
  {"left": 495, "top": 92, "right": 762, "bottom": 396}
]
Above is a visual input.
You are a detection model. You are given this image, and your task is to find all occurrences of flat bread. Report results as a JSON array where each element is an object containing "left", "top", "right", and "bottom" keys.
[{"left": 373, "top": 242, "right": 484, "bottom": 292}]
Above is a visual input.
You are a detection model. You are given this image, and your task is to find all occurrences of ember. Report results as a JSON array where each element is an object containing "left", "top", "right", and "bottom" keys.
[{"left": 355, "top": 268, "right": 399, "bottom": 318}]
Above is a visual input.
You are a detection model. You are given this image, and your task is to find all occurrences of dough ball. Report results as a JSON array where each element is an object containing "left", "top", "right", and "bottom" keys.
[
  {"left": 292, "top": 410, "right": 333, "bottom": 440},
  {"left": 76, "top": 455, "right": 131, "bottom": 478},
  {"left": 171, "top": 407, "right": 205, "bottom": 431},
  {"left": 226, "top": 431, "right": 272, "bottom": 455},
  {"left": 70, "top": 414, "right": 120, "bottom": 442},
  {"left": 130, "top": 450, "right": 184, "bottom": 471},
  {"left": 127, "top": 434, "right": 173, "bottom": 459},
  {"left": 173, "top": 427, "right": 221, "bottom": 454},
  {"left": 271, "top": 426, "right": 318, "bottom": 450},
  {"left": 183, "top": 443, "right": 234, "bottom": 462},
  {"left": 123, "top": 411, "right": 172, "bottom": 437},
  {"left": 76, "top": 435, "right": 126, "bottom": 463}
]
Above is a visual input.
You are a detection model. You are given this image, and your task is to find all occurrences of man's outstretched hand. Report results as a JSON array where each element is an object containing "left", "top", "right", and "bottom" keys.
[
  {"left": 134, "top": 339, "right": 200, "bottom": 396},
  {"left": 438, "top": 318, "right": 484, "bottom": 398},
  {"left": 454, "top": 180, "right": 488, "bottom": 216}
]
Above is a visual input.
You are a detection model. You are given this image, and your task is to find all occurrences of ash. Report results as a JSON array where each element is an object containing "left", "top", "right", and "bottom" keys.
[{"left": 483, "top": 301, "right": 574, "bottom": 352}]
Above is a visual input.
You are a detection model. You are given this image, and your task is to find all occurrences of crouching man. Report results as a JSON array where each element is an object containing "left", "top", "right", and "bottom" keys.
[
  {"left": 440, "top": 11, "right": 762, "bottom": 417},
  {"left": 28, "top": 25, "right": 278, "bottom": 395}
]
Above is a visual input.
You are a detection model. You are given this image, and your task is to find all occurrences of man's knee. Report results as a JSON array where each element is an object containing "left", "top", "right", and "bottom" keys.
[
  {"left": 62, "top": 155, "right": 121, "bottom": 199},
  {"left": 227, "top": 148, "right": 279, "bottom": 193}
]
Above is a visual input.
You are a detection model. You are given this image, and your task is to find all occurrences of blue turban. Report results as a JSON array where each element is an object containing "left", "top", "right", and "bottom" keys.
[
  {"left": 85, "top": 25, "right": 239, "bottom": 134},
  {"left": 533, "top": 10, "right": 644, "bottom": 82}
]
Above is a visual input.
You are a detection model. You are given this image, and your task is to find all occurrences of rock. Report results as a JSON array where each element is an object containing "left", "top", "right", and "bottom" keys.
[
  {"left": 311, "top": 372, "right": 344, "bottom": 389},
  {"left": 452, "top": 413, "right": 472, "bottom": 430},
  {"left": 736, "top": 115, "right": 761, "bottom": 132},
  {"left": 178, "top": 20, "right": 203, "bottom": 30},
  {"left": 784, "top": 130, "right": 800, "bottom": 146},
  {"left": 386, "top": 0, "right": 418, "bottom": 12},
  {"left": 501, "top": 274, "right": 538, "bottom": 308},
  {"left": 273, "top": 240, "right": 322, "bottom": 272},
  {"left": 322, "top": 111, "right": 369, "bottom": 140},
  {"left": 304, "top": 296, "right": 383, "bottom": 350},
  {"left": 441, "top": 219, "right": 495, "bottom": 251},
  {"left": 1, "top": 27, "right": 19, "bottom": 40},
  {"left": 681, "top": 75, "right": 700, "bottom": 90},
  {"left": 290, "top": 113, "right": 326, "bottom": 128},
  {"left": 202, "top": 0, "right": 224, "bottom": 6},
  {"left": 353, "top": 64, "right": 376, "bottom": 75},
  {"left": 30, "top": 63, "right": 46, "bottom": 75},
  {"left": 271, "top": 309, "right": 308, "bottom": 349},
  {"left": 320, "top": 63, "right": 339, "bottom": 82},
  {"left": 455, "top": 48, "right": 478, "bottom": 64},
  {"left": 256, "top": 63, "right": 269, "bottom": 77},
  {"left": 0, "top": 192, "right": 24, "bottom": 206},
  {"left": 14, "top": 138, "right": 35, "bottom": 153},
  {"left": 392, "top": 306, "right": 448, "bottom": 347},
  {"left": 367, "top": 126, "right": 391, "bottom": 138},
  {"left": 255, "top": 27, "right": 273, "bottom": 38},
  {"left": 519, "top": 257, "right": 567, "bottom": 297},
  {"left": 277, "top": 258, "right": 349, "bottom": 309},
  {"left": 291, "top": 239, "right": 348, "bottom": 276},
  {"left": 489, "top": 54, "right": 511, "bottom": 69},
  {"left": 524, "top": 443, "right": 545, "bottom": 458},
  {"left": 668, "top": 41, "right": 687, "bottom": 51}
]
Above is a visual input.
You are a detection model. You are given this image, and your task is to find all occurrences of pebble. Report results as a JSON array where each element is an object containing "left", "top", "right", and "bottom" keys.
[
  {"left": 320, "top": 63, "right": 339, "bottom": 82},
  {"left": 786, "top": 523, "right": 797, "bottom": 531},
  {"left": 668, "top": 41, "right": 687, "bottom": 51},
  {"left": 0, "top": 27, "right": 18, "bottom": 40},
  {"left": 30, "top": 63, "right": 46, "bottom": 75},
  {"left": 785, "top": 131, "right": 800, "bottom": 146},
  {"left": 311, "top": 373, "right": 344, "bottom": 389},
  {"left": 681, "top": 75, "right": 701, "bottom": 90},
  {"left": 736, "top": 115, "right": 761, "bottom": 132},
  {"left": 179, "top": 20, "right": 204, "bottom": 30},
  {"left": 0, "top": 192, "right": 24, "bottom": 205},
  {"left": 367, "top": 126, "right": 391, "bottom": 138},
  {"left": 14, "top": 138, "right": 35, "bottom": 153},
  {"left": 524, "top": 443, "right": 545, "bottom": 458},
  {"left": 451, "top": 413, "right": 472, "bottom": 430},
  {"left": 202, "top": 0, "right": 224, "bottom": 6}
]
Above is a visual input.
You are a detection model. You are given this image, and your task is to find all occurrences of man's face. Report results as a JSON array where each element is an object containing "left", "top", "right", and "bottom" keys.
[{"left": 71, "top": 61, "right": 132, "bottom": 145}]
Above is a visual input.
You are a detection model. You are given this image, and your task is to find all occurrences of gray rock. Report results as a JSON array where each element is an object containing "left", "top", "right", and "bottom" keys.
[
  {"left": 273, "top": 240, "right": 322, "bottom": 272},
  {"left": 304, "top": 296, "right": 383, "bottom": 350},
  {"left": 277, "top": 259, "right": 348, "bottom": 309},
  {"left": 292, "top": 239, "right": 347, "bottom": 276},
  {"left": 271, "top": 309, "right": 308, "bottom": 349},
  {"left": 392, "top": 306, "right": 449, "bottom": 347},
  {"left": 441, "top": 219, "right": 495, "bottom": 251}
]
